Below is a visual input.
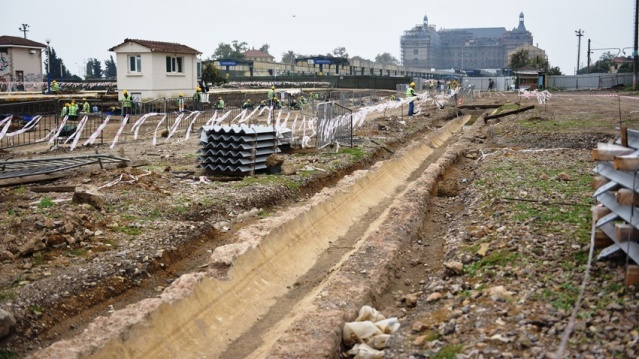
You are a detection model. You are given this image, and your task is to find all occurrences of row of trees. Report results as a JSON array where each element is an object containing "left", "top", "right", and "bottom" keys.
[
  {"left": 44, "top": 48, "right": 117, "bottom": 81},
  {"left": 210, "top": 40, "right": 400, "bottom": 66}
]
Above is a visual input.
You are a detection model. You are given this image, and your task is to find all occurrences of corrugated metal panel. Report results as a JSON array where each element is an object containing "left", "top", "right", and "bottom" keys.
[{"left": 197, "top": 125, "right": 281, "bottom": 176}]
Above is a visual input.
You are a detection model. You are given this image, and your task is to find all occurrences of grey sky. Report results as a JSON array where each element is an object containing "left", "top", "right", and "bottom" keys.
[{"left": 4, "top": 0, "right": 636, "bottom": 77}]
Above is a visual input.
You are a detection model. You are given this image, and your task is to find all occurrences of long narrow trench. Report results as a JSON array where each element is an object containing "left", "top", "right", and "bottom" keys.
[{"left": 38, "top": 115, "right": 470, "bottom": 359}]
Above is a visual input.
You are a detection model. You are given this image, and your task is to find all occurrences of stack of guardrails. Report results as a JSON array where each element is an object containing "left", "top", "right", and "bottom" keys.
[
  {"left": 592, "top": 127, "right": 639, "bottom": 285},
  {"left": 197, "top": 125, "right": 281, "bottom": 176}
]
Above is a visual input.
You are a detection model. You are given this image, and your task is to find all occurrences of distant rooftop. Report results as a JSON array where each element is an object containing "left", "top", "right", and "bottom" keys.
[
  {"left": 0, "top": 35, "right": 46, "bottom": 48},
  {"left": 109, "top": 39, "right": 200, "bottom": 54}
]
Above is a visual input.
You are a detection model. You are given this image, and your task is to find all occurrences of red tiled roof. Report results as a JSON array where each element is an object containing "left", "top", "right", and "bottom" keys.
[
  {"left": 109, "top": 39, "right": 200, "bottom": 54},
  {"left": 0, "top": 35, "right": 46, "bottom": 48},
  {"left": 243, "top": 49, "right": 274, "bottom": 58}
]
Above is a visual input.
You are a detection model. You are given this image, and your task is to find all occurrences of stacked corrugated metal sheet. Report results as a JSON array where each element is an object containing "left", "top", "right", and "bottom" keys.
[{"left": 197, "top": 125, "right": 281, "bottom": 175}]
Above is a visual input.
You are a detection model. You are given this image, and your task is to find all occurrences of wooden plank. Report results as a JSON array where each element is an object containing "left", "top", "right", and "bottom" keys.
[
  {"left": 615, "top": 188, "right": 639, "bottom": 206},
  {"left": 616, "top": 223, "right": 639, "bottom": 242},
  {"left": 31, "top": 185, "right": 76, "bottom": 193},
  {"left": 0, "top": 173, "right": 66, "bottom": 188},
  {"left": 613, "top": 155, "right": 639, "bottom": 171},
  {"left": 484, "top": 104, "right": 535, "bottom": 122},
  {"left": 592, "top": 175, "right": 610, "bottom": 190},
  {"left": 592, "top": 146, "right": 635, "bottom": 161}
]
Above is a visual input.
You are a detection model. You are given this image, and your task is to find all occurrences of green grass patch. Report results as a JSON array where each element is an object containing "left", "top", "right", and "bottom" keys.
[
  {"left": 112, "top": 226, "right": 142, "bottom": 236},
  {"left": 38, "top": 197, "right": 54, "bottom": 209},
  {"left": 66, "top": 248, "right": 88, "bottom": 257},
  {"left": 432, "top": 344, "right": 464, "bottom": 359},
  {"left": 465, "top": 250, "right": 519, "bottom": 276},
  {"left": 338, "top": 147, "right": 367, "bottom": 162},
  {"left": 0, "top": 290, "right": 17, "bottom": 302},
  {"left": 28, "top": 304, "right": 44, "bottom": 313},
  {"left": 0, "top": 349, "right": 19, "bottom": 359},
  {"left": 535, "top": 282, "right": 579, "bottom": 311},
  {"left": 234, "top": 175, "right": 301, "bottom": 190},
  {"left": 14, "top": 186, "right": 26, "bottom": 195}
]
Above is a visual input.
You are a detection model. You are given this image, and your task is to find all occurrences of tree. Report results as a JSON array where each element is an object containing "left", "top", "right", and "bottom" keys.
[
  {"left": 104, "top": 55, "right": 117, "bottom": 79},
  {"left": 43, "top": 47, "right": 70, "bottom": 80},
  {"left": 259, "top": 44, "right": 270, "bottom": 54},
  {"left": 281, "top": 50, "right": 299, "bottom": 64},
  {"left": 84, "top": 58, "right": 103, "bottom": 79},
  {"left": 332, "top": 47, "right": 348, "bottom": 59},
  {"left": 212, "top": 40, "right": 248, "bottom": 59},
  {"left": 375, "top": 53, "right": 399, "bottom": 66},
  {"left": 201, "top": 61, "right": 227, "bottom": 85},
  {"left": 584, "top": 51, "right": 615, "bottom": 74},
  {"left": 509, "top": 48, "right": 529, "bottom": 70}
]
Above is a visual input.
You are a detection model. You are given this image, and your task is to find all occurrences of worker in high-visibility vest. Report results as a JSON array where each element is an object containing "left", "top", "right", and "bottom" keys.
[
  {"left": 267, "top": 85, "right": 275, "bottom": 107},
  {"left": 122, "top": 90, "right": 133, "bottom": 118},
  {"left": 68, "top": 100, "right": 79, "bottom": 121},
  {"left": 60, "top": 103, "right": 69, "bottom": 117},
  {"left": 82, "top": 98, "right": 90, "bottom": 113},
  {"left": 50, "top": 80, "right": 60, "bottom": 94},
  {"left": 215, "top": 97, "right": 225, "bottom": 110},
  {"left": 193, "top": 87, "right": 203, "bottom": 111},
  {"left": 406, "top": 82, "right": 417, "bottom": 116}
]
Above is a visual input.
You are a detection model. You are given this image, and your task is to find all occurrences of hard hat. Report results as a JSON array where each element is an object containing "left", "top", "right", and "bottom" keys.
[
  {"left": 196, "top": 87, "right": 201, "bottom": 91},
  {"left": 123, "top": 90, "right": 128, "bottom": 94},
  {"left": 247, "top": 99, "right": 251, "bottom": 102},
  {"left": 179, "top": 93, "right": 183, "bottom": 97},
  {"left": 52, "top": 80, "right": 57, "bottom": 83},
  {"left": 410, "top": 82, "right": 415, "bottom": 87},
  {"left": 271, "top": 86, "right": 275, "bottom": 89},
  {"left": 65, "top": 103, "right": 69, "bottom": 106},
  {"left": 82, "top": 98, "right": 86, "bottom": 101},
  {"left": 219, "top": 97, "right": 222, "bottom": 100}
]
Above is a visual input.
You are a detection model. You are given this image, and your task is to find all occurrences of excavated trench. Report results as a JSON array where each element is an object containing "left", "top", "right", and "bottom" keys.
[{"left": 36, "top": 114, "right": 476, "bottom": 359}]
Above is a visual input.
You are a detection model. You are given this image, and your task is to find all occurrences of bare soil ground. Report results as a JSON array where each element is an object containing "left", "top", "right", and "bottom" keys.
[{"left": 1, "top": 89, "right": 638, "bottom": 358}]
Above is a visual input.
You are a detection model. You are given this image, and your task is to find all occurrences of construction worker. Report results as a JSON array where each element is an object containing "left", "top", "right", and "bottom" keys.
[
  {"left": 193, "top": 87, "right": 203, "bottom": 111},
  {"left": 406, "top": 82, "right": 417, "bottom": 116},
  {"left": 242, "top": 99, "right": 253, "bottom": 109},
  {"left": 259, "top": 100, "right": 267, "bottom": 109},
  {"left": 50, "top": 80, "right": 60, "bottom": 94},
  {"left": 68, "top": 100, "right": 79, "bottom": 121},
  {"left": 177, "top": 93, "right": 185, "bottom": 112},
  {"left": 61, "top": 103, "right": 69, "bottom": 117},
  {"left": 82, "top": 98, "right": 90, "bottom": 113},
  {"left": 274, "top": 97, "right": 282, "bottom": 109},
  {"left": 122, "top": 90, "right": 133, "bottom": 118},
  {"left": 267, "top": 85, "right": 275, "bottom": 107},
  {"left": 215, "top": 97, "right": 225, "bottom": 110}
]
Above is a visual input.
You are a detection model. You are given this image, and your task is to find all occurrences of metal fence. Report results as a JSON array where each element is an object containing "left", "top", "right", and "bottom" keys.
[
  {"left": 547, "top": 73, "right": 633, "bottom": 90},
  {"left": 0, "top": 99, "right": 105, "bottom": 149},
  {"left": 316, "top": 102, "right": 353, "bottom": 149}
]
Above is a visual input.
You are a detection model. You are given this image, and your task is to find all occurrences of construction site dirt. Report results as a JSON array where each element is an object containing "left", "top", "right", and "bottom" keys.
[{"left": 1, "top": 90, "right": 638, "bottom": 358}]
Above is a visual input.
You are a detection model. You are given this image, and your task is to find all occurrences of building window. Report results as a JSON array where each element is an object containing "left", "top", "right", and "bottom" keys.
[
  {"left": 413, "top": 49, "right": 419, "bottom": 55},
  {"left": 166, "top": 56, "right": 183, "bottom": 73},
  {"left": 129, "top": 55, "right": 141, "bottom": 73}
]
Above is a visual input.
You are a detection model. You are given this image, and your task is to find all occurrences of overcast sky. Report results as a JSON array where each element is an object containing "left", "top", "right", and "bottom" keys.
[{"left": 4, "top": 0, "right": 637, "bottom": 77}]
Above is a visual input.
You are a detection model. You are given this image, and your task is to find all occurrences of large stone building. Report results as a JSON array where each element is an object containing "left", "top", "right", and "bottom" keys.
[{"left": 400, "top": 13, "right": 533, "bottom": 71}]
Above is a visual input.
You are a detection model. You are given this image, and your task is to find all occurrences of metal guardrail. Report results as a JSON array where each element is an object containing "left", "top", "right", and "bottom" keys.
[
  {"left": 316, "top": 101, "right": 353, "bottom": 149},
  {"left": 0, "top": 99, "right": 105, "bottom": 149}
]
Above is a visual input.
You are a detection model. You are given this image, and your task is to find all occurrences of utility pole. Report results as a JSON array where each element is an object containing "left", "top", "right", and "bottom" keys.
[
  {"left": 634, "top": 0, "right": 638, "bottom": 90},
  {"left": 575, "top": 29, "right": 584, "bottom": 75},
  {"left": 587, "top": 39, "right": 591, "bottom": 73},
  {"left": 18, "top": 24, "right": 29, "bottom": 39}
]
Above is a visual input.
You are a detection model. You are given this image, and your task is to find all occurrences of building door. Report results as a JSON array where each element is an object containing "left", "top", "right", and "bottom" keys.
[{"left": 15, "top": 71, "right": 24, "bottom": 91}]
